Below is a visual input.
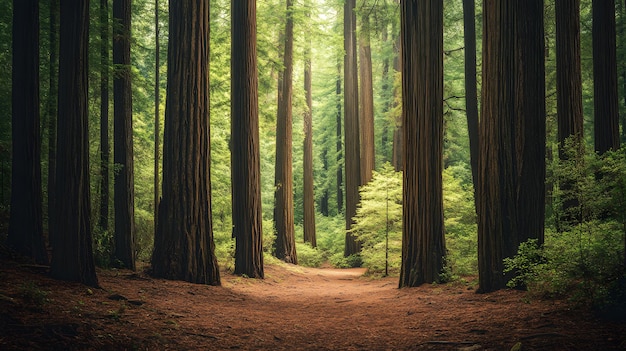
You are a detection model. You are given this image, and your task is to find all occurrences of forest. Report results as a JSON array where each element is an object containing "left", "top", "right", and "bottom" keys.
[{"left": 1, "top": 0, "right": 626, "bottom": 349}]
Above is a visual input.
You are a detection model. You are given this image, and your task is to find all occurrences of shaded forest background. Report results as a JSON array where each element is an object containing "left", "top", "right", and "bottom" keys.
[{"left": 2, "top": 0, "right": 626, "bottom": 314}]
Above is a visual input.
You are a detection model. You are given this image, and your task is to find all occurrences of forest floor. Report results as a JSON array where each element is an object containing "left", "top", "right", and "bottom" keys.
[{"left": 0, "top": 255, "right": 625, "bottom": 351}]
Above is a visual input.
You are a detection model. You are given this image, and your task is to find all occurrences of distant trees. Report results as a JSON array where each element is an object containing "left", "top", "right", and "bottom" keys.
[
  {"left": 50, "top": 0, "right": 98, "bottom": 287},
  {"left": 231, "top": 0, "right": 265, "bottom": 278},
  {"left": 399, "top": 0, "right": 445, "bottom": 287},
  {"left": 303, "top": 0, "right": 316, "bottom": 248},
  {"left": 99, "top": 0, "right": 110, "bottom": 232},
  {"left": 151, "top": 0, "right": 220, "bottom": 285},
  {"left": 8, "top": 0, "right": 47, "bottom": 264},
  {"left": 273, "top": 0, "right": 297, "bottom": 264}
]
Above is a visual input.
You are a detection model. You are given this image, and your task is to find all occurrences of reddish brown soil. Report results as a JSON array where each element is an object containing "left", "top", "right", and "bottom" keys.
[{"left": 1, "top": 257, "right": 624, "bottom": 351}]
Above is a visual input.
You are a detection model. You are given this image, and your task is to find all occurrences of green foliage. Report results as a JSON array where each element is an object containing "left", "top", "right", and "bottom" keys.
[
  {"left": 295, "top": 242, "right": 324, "bottom": 268},
  {"left": 93, "top": 226, "right": 114, "bottom": 268},
  {"left": 19, "top": 281, "right": 49, "bottom": 309}
]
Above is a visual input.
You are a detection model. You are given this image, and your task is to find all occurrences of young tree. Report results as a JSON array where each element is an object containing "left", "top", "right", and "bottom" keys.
[
  {"left": 99, "top": 0, "right": 110, "bottom": 231},
  {"left": 51, "top": 0, "right": 98, "bottom": 287},
  {"left": 8, "top": 0, "right": 48, "bottom": 264},
  {"left": 273, "top": 0, "right": 297, "bottom": 264},
  {"left": 359, "top": 10, "right": 375, "bottom": 185},
  {"left": 113, "top": 0, "right": 135, "bottom": 270},
  {"left": 398, "top": 0, "right": 445, "bottom": 287},
  {"left": 151, "top": 0, "right": 220, "bottom": 285},
  {"left": 303, "top": 0, "right": 316, "bottom": 247},
  {"left": 344, "top": 0, "right": 361, "bottom": 257},
  {"left": 336, "top": 60, "right": 344, "bottom": 214},
  {"left": 592, "top": 0, "right": 620, "bottom": 154},
  {"left": 231, "top": 0, "right": 264, "bottom": 278}
]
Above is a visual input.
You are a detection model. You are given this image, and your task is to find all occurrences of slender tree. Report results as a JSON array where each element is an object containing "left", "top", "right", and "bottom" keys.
[
  {"left": 555, "top": 0, "right": 584, "bottom": 225},
  {"left": 398, "top": 0, "right": 445, "bottom": 288},
  {"left": 154, "top": 0, "right": 160, "bottom": 238},
  {"left": 113, "top": 0, "right": 136, "bottom": 270},
  {"left": 303, "top": 0, "right": 316, "bottom": 247},
  {"left": 8, "top": 0, "right": 48, "bottom": 264},
  {"left": 592, "top": 0, "right": 620, "bottom": 154},
  {"left": 47, "top": 0, "right": 59, "bottom": 248},
  {"left": 231, "top": 0, "right": 264, "bottom": 278},
  {"left": 462, "top": 0, "right": 479, "bottom": 192},
  {"left": 336, "top": 59, "right": 344, "bottom": 214},
  {"left": 273, "top": 0, "right": 297, "bottom": 264},
  {"left": 391, "top": 33, "right": 402, "bottom": 172},
  {"left": 344, "top": 0, "right": 361, "bottom": 257},
  {"left": 151, "top": 0, "right": 220, "bottom": 285},
  {"left": 359, "top": 9, "right": 375, "bottom": 185},
  {"left": 99, "top": 0, "right": 110, "bottom": 231},
  {"left": 51, "top": 0, "right": 98, "bottom": 287}
]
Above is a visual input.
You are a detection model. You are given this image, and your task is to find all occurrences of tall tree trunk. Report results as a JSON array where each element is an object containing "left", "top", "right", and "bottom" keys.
[
  {"left": 99, "top": 0, "right": 110, "bottom": 231},
  {"left": 359, "top": 12, "right": 375, "bottom": 185},
  {"left": 47, "top": 0, "right": 59, "bottom": 249},
  {"left": 399, "top": 0, "right": 445, "bottom": 288},
  {"left": 231, "top": 0, "right": 264, "bottom": 278},
  {"left": 154, "top": 0, "right": 160, "bottom": 240},
  {"left": 514, "top": 0, "right": 546, "bottom": 247},
  {"left": 8, "top": 0, "right": 47, "bottom": 264},
  {"left": 477, "top": 0, "right": 545, "bottom": 293},
  {"left": 344, "top": 0, "right": 361, "bottom": 257},
  {"left": 462, "top": 0, "right": 480, "bottom": 194},
  {"left": 592, "top": 0, "right": 620, "bottom": 154},
  {"left": 336, "top": 60, "right": 344, "bottom": 214},
  {"left": 380, "top": 22, "right": 391, "bottom": 164},
  {"left": 391, "top": 33, "right": 403, "bottom": 172},
  {"left": 51, "top": 0, "right": 98, "bottom": 287},
  {"left": 113, "top": 0, "right": 135, "bottom": 270},
  {"left": 151, "top": 0, "right": 220, "bottom": 285},
  {"left": 303, "top": 0, "right": 316, "bottom": 248},
  {"left": 556, "top": 0, "right": 584, "bottom": 226},
  {"left": 273, "top": 0, "right": 297, "bottom": 264}
]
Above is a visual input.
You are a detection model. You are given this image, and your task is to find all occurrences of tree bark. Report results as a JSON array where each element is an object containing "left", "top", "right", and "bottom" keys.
[
  {"left": 592, "top": 0, "right": 620, "bottom": 154},
  {"left": 344, "top": 0, "right": 361, "bottom": 257},
  {"left": 336, "top": 60, "right": 344, "bottom": 214},
  {"left": 273, "top": 0, "right": 297, "bottom": 264},
  {"left": 462, "top": 0, "right": 479, "bottom": 194},
  {"left": 303, "top": 0, "right": 316, "bottom": 248},
  {"left": 154, "top": 0, "right": 160, "bottom": 240},
  {"left": 151, "top": 0, "right": 220, "bottom": 285},
  {"left": 47, "top": 0, "right": 59, "bottom": 249},
  {"left": 113, "top": 0, "right": 135, "bottom": 270},
  {"left": 231, "top": 0, "right": 265, "bottom": 278},
  {"left": 51, "top": 0, "right": 98, "bottom": 287},
  {"left": 359, "top": 12, "right": 375, "bottom": 185},
  {"left": 99, "top": 0, "right": 110, "bottom": 232},
  {"left": 399, "top": 0, "right": 445, "bottom": 288},
  {"left": 8, "top": 0, "right": 48, "bottom": 264}
]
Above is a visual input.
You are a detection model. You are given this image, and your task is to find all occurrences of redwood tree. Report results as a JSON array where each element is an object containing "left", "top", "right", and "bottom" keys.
[
  {"left": 273, "top": 0, "right": 297, "bottom": 264},
  {"left": 113, "top": 0, "right": 136, "bottom": 270},
  {"left": 151, "top": 0, "right": 220, "bottom": 285},
  {"left": 8, "top": 0, "right": 47, "bottom": 264},
  {"left": 303, "top": 0, "right": 317, "bottom": 247},
  {"left": 47, "top": 0, "right": 59, "bottom": 248},
  {"left": 231, "top": 0, "right": 264, "bottom": 278},
  {"left": 359, "top": 11, "right": 375, "bottom": 185},
  {"left": 463, "top": 0, "right": 479, "bottom": 192},
  {"left": 51, "top": 0, "right": 98, "bottom": 287},
  {"left": 399, "top": 0, "right": 445, "bottom": 288},
  {"left": 99, "top": 0, "right": 110, "bottom": 231},
  {"left": 592, "top": 0, "right": 620, "bottom": 154},
  {"left": 344, "top": 0, "right": 361, "bottom": 257}
]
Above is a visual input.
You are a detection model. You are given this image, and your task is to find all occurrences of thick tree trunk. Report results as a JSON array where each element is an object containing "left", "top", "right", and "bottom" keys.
[
  {"left": 462, "top": 0, "right": 480, "bottom": 194},
  {"left": 151, "top": 0, "right": 220, "bottom": 285},
  {"left": 8, "top": 0, "right": 48, "bottom": 264},
  {"left": 399, "top": 0, "right": 445, "bottom": 288},
  {"left": 359, "top": 13, "right": 375, "bottom": 185},
  {"left": 303, "top": 2, "right": 316, "bottom": 248},
  {"left": 592, "top": 0, "right": 620, "bottom": 154},
  {"left": 344, "top": 0, "right": 361, "bottom": 257},
  {"left": 99, "top": 0, "right": 109, "bottom": 232},
  {"left": 113, "top": 0, "right": 135, "bottom": 270},
  {"left": 273, "top": 0, "right": 297, "bottom": 264},
  {"left": 51, "top": 0, "right": 98, "bottom": 287},
  {"left": 231, "top": 0, "right": 265, "bottom": 278}
]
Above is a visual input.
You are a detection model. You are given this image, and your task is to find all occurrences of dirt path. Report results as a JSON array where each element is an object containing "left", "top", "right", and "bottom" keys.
[{"left": 1, "top": 259, "right": 625, "bottom": 350}]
